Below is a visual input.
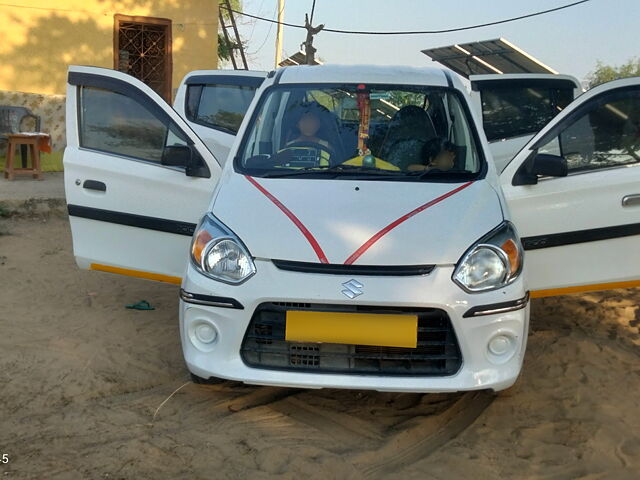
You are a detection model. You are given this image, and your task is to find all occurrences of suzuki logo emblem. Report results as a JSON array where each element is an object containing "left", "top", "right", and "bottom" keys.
[{"left": 341, "top": 279, "right": 363, "bottom": 299}]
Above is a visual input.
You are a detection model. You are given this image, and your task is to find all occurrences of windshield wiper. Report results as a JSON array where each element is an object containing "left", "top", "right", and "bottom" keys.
[
  {"left": 256, "top": 167, "right": 334, "bottom": 178},
  {"left": 318, "top": 165, "right": 407, "bottom": 176},
  {"left": 404, "top": 169, "right": 473, "bottom": 181},
  {"left": 256, "top": 164, "right": 406, "bottom": 178}
]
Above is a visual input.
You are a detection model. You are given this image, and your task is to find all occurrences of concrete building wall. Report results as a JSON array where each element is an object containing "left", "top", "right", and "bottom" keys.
[
  {"left": 0, "top": 90, "right": 66, "bottom": 153},
  {"left": 0, "top": 0, "right": 219, "bottom": 97}
]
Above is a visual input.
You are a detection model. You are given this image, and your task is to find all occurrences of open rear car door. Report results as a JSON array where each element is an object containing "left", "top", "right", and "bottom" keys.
[
  {"left": 64, "top": 66, "right": 221, "bottom": 284},
  {"left": 501, "top": 77, "right": 640, "bottom": 297},
  {"left": 470, "top": 74, "right": 582, "bottom": 171},
  {"left": 173, "top": 70, "right": 265, "bottom": 165}
]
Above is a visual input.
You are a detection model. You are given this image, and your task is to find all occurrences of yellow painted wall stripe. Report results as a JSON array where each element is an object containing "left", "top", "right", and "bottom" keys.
[
  {"left": 90, "top": 263, "right": 182, "bottom": 285},
  {"left": 531, "top": 280, "right": 640, "bottom": 298}
]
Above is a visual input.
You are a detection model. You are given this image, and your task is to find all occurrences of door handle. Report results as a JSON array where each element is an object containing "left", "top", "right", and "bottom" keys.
[
  {"left": 83, "top": 180, "right": 106, "bottom": 192},
  {"left": 622, "top": 194, "right": 640, "bottom": 207}
]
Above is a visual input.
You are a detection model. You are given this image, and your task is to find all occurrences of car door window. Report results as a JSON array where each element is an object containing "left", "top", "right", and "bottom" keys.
[
  {"left": 79, "top": 86, "right": 188, "bottom": 164},
  {"left": 537, "top": 88, "right": 640, "bottom": 173},
  {"left": 538, "top": 136, "right": 561, "bottom": 157},
  {"left": 481, "top": 86, "right": 573, "bottom": 141},
  {"left": 185, "top": 84, "right": 257, "bottom": 134}
]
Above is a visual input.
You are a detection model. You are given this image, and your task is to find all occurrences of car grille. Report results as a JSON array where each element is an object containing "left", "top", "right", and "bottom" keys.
[
  {"left": 240, "top": 303, "right": 462, "bottom": 376},
  {"left": 271, "top": 259, "right": 435, "bottom": 276}
]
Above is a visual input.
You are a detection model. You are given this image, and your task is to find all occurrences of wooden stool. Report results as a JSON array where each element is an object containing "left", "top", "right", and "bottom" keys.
[{"left": 3, "top": 133, "right": 49, "bottom": 180}]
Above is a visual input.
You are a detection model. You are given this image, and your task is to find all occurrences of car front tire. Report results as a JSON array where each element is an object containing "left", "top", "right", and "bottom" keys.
[{"left": 190, "top": 372, "right": 226, "bottom": 385}]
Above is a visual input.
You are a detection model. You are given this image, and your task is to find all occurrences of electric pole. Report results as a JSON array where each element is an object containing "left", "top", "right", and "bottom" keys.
[
  {"left": 274, "top": 0, "right": 285, "bottom": 67},
  {"left": 303, "top": 13, "right": 323, "bottom": 65}
]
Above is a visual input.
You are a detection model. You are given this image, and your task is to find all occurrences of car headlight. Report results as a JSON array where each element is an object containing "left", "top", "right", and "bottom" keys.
[
  {"left": 453, "top": 221, "right": 523, "bottom": 292},
  {"left": 190, "top": 214, "right": 256, "bottom": 284}
]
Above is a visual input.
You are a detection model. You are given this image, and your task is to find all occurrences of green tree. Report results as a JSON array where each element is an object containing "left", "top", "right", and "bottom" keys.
[
  {"left": 586, "top": 58, "right": 640, "bottom": 88},
  {"left": 218, "top": 0, "right": 243, "bottom": 62}
]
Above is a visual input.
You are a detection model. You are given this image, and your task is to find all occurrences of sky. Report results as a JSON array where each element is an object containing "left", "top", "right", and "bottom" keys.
[{"left": 231, "top": 0, "right": 639, "bottom": 83}]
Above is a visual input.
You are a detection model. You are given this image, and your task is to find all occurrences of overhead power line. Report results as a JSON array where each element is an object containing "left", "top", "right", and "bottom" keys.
[
  {"left": 220, "top": 0, "right": 592, "bottom": 35},
  {"left": 309, "top": 0, "right": 317, "bottom": 25}
]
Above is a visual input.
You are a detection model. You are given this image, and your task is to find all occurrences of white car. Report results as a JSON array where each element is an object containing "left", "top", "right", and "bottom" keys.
[{"left": 64, "top": 65, "right": 640, "bottom": 393}]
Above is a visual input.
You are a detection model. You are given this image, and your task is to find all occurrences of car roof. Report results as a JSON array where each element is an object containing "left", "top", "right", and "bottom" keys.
[
  {"left": 184, "top": 69, "right": 267, "bottom": 79},
  {"left": 469, "top": 73, "right": 582, "bottom": 90},
  {"left": 276, "top": 64, "right": 451, "bottom": 88}
]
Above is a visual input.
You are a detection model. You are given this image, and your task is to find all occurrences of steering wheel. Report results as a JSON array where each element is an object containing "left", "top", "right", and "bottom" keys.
[{"left": 273, "top": 141, "right": 336, "bottom": 167}]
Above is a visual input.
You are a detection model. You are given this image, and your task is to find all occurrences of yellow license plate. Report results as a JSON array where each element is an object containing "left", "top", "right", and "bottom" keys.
[{"left": 285, "top": 311, "right": 418, "bottom": 348}]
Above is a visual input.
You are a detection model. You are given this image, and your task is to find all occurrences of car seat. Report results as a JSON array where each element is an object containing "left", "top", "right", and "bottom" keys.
[{"left": 378, "top": 105, "right": 437, "bottom": 170}]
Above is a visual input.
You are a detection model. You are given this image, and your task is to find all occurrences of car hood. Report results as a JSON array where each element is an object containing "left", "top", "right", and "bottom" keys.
[{"left": 212, "top": 175, "right": 503, "bottom": 265}]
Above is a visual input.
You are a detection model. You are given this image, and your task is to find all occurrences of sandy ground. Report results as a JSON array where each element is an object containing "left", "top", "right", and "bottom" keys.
[{"left": 1, "top": 215, "right": 639, "bottom": 480}]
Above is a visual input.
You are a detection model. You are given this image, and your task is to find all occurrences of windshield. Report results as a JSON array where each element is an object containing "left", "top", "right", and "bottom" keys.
[{"left": 235, "top": 84, "right": 483, "bottom": 181}]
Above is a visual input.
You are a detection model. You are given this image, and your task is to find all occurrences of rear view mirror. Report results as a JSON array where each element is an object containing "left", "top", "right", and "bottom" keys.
[
  {"left": 512, "top": 152, "right": 568, "bottom": 186},
  {"left": 162, "top": 145, "right": 210, "bottom": 178}
]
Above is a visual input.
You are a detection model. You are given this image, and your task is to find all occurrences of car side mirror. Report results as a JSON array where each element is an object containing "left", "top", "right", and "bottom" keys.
[
  {"left": 162, "top": 145, "right": 210, "bottom": 178},
  {"left": 512, "top": 152, "right": 568, "bottom": 186},
  {"left": 162, "top": 145, "right": 192, "bottom": 167},
  {"left": 531, "top": 153, "right": 568, "bottom": 177}
]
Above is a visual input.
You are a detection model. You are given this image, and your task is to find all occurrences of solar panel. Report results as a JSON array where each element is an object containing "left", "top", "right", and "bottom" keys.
[{"left": 421, "top": 38, "right": 557, "bottom": 78}]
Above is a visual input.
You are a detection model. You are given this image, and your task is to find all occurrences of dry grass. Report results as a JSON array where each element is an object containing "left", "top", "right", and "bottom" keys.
[{"left": 0, "top": 150, "right": 64, "bottom": 172}]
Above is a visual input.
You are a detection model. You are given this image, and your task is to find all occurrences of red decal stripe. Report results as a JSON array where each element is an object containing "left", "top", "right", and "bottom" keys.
[
  {"left": 245, "top": 175, "right": 329, "bottom": 263},
  {"left": 344, "top": 181, "right": 474, "bottom": 265}
]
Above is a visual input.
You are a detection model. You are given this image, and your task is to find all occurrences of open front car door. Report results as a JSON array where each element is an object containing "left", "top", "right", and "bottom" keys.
[
  {"left": 501, "top": 77, "right": 640, "bottom": 297},
  {"left": 64, "top": 66, "right": 222, "bottom": 284}
]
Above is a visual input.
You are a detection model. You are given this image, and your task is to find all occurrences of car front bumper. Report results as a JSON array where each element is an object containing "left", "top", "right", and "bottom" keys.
[{"left": 179, "top": 260, "right": 529, "bottom": 393}]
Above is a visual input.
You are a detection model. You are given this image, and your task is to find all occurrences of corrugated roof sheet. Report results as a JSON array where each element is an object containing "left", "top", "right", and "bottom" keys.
[{"left": 278, "top": 51, "right": 323, "bottom": 67}]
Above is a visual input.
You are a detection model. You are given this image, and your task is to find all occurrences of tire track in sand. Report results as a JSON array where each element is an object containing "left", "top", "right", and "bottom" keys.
[
  {"left": 271, "top": 395, "right": 385, "bottom": 447},
  {"left": 350, "top": 390, "right": 495, "bottom": 477}
]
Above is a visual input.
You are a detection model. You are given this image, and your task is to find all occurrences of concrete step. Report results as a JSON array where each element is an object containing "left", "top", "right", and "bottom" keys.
[{"left": 0, "top": 172, "right": 66, "bottom": 215}]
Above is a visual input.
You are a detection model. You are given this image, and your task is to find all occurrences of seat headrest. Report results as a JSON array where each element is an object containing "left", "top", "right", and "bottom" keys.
[
  {"left": 287, "top": 101, "right": 331, "bottom": 124},
  {"left": 387, "top": 105, "right": 432, "bottom": 135}
]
